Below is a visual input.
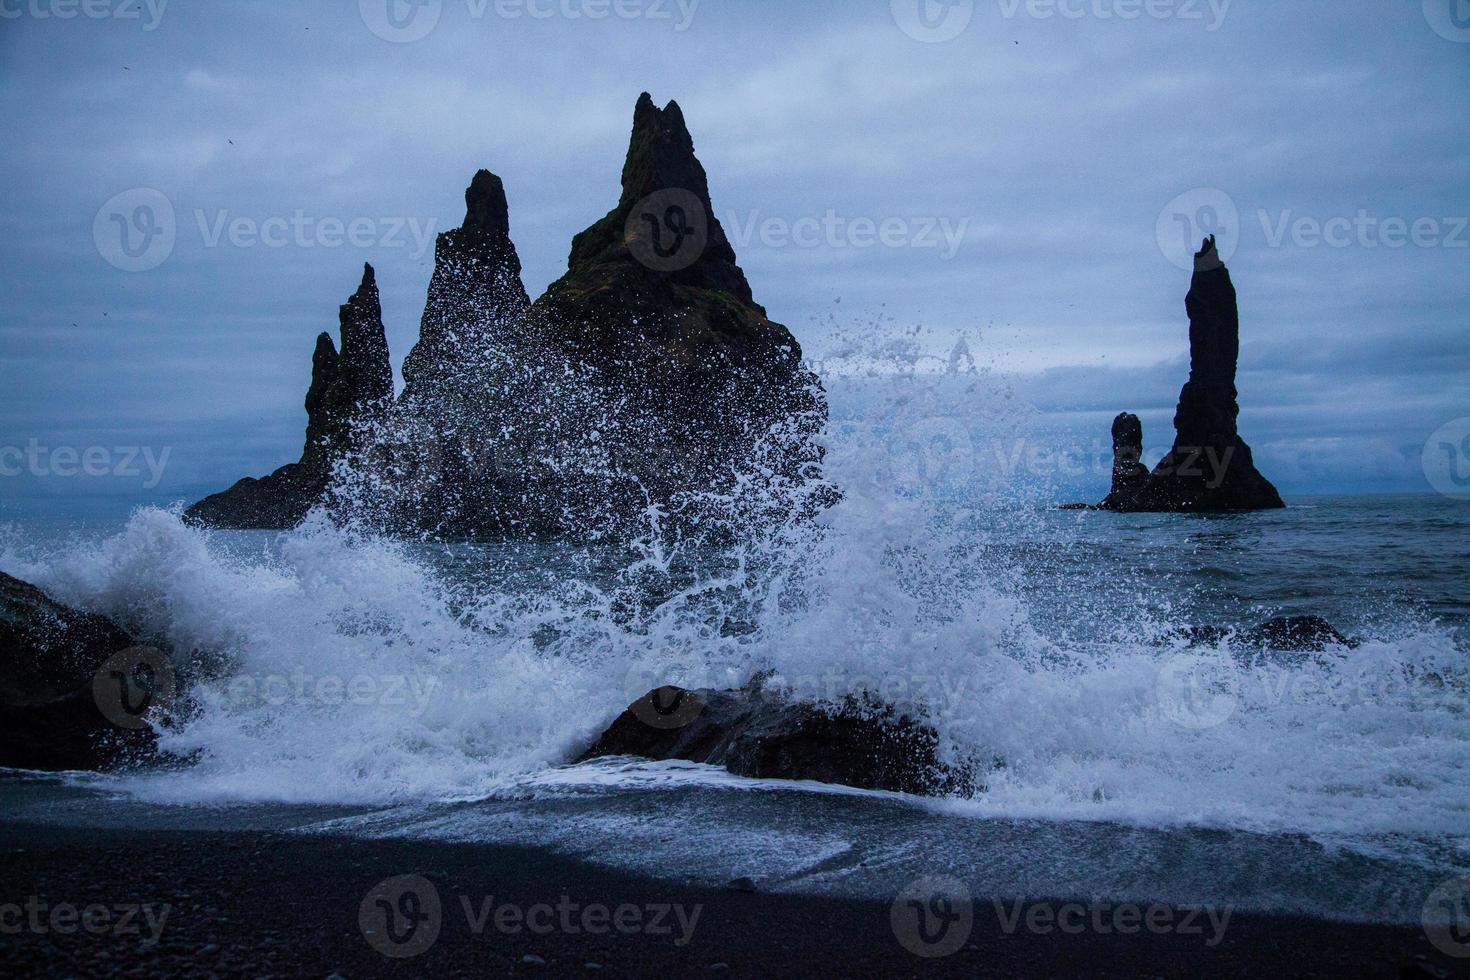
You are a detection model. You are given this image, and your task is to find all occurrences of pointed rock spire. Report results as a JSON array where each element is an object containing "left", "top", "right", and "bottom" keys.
[
  {"left": 401, "top": 170, "right": 531, "bottom": 399},
  {"left": 1104, "top": 237, "right": 1284, "bottom": 512},
  {"left": 186, "top": 265, "right": 398, "bottom": 529},
  {"left": 301, "top": 332, "right": 341, "bottom": 469},
  {"left": 335, "top": 263, "right": 394, "bottom": 415},
  {"left": 555, "top": 94, "right": 754, "bottom": 309},
  {"left": 516, "top": 92, "right": 823, "bottom": 525}
]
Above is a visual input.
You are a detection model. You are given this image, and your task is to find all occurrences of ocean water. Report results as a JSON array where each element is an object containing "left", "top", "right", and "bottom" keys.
[{"left": 2, "top": 366, "right": 1467, "bottom": 924}]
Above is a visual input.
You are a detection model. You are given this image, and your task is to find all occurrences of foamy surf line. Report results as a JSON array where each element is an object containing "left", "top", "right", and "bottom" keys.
[{"left": 5, "top": 503, "right": 1469, "bottom": 866}]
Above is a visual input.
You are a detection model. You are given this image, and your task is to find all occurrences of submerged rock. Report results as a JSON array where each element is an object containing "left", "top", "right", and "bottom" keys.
[
  {"left": 1181, "top": 615, "right": 1355, "bottom": 652},
  {"left": 1102, "top": 237, "right": 1284, "bottom": 512},
  {"left": 0, "top": 572, "right": 163, "bottom": 771},
  {"left": 1242, "top": 615, "right": 1354, "bottom": 651},
  {"left": 581, "top": 682, "right": 978, "bottom": 796},
  {"left": 186, "top": 264, "right": 394, "bottom": 529}
]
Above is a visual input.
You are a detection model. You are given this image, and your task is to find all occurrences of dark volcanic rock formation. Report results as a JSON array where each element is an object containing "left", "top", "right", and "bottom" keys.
[
  {"left": 400, "top": 170, "right": 531, "bottom": 402},
  {"left": 530, "top": 97, "right": 822, "bottom": 488},
  {"left": 190, "top": 94, "right": 825, "bottom": 537},
  {"left": 1100, "top": 412, "right": 1149, "bottom": 510},
  {"left": 1102, "top": 237, "right": 1284, "bottom": 512},
  {"left": 582, "top": 682, "right": 977, "bottom": 796},
  {"left": 357, "top": 94, "right": 824, "bottom": 536},
  {"left": 186, "top": 264, "right": 394, "bottom": 529},
  {"left": 0, "top": 572, "right": 162, "bottom": 771}
]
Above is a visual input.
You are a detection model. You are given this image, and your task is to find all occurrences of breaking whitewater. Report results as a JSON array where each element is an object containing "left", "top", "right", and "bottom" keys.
[{"left": 3, "top": 348, "right": 1468, "bottom": 925}]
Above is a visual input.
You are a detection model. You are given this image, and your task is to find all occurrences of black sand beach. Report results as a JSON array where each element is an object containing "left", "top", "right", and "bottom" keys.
[{"left": 1, "top": 820, "right": 1464, "bottom": 979}]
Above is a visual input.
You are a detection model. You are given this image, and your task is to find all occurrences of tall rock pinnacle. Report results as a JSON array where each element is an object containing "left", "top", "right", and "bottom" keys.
[
  {"left": 519, "top": 93, "right": 823, "bottom": 512},
  {"left": 186, "top": 264, "right": 397, "bottom": 529},
  {"left": 301, "top": 331, "right": 341, "bottom": 471},
  {"left": 400, "top": 170, "right": 531, "bottom": 400},
  {"left": 335, "top": 263, "right": 394, "bottom": 415},
  {"left": 1103, "top": 237, "right": 1284, "bottom": 512},
  {"left": 534, "top": 94, "right": 795, "bottom": 369}
]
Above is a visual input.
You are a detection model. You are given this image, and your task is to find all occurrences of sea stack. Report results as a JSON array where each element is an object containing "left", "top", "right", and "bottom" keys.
[
  {"left": 526, "top": 94, "right": 823, "bottom": 501},
  {"left": 378, "top": 93, "right": 824, "bottom": 535},
  {"left": 400, "top": 170, "right": 531, "bottom": 403},
  {"left": 1101, "top": 237, "right": 1284, "bottom": 512},
  {"left": 185, "top": 264, "right": 394, "bottom": 529},
  {"left": 187, "top": 95, "right": 826, "bottom": 537},
  {"left": 1100, "top": 412, "right": 1149, "bottom": 510}
]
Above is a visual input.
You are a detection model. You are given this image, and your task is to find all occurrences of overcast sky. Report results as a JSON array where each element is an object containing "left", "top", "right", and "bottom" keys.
[{"left": 1, "top": 0, "right": 1467, "bottom": 517}]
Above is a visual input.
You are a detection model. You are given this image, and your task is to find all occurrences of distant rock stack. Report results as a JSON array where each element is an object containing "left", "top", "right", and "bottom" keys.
[
  {"left": 1102, "top": 237, "right": 1284, "bottom": 512},
  {"left": 1100, "top": 413, "right": 1149, "bottom": 510},
  {"left": 185, "top": 264, "right": 394, "bottom": 529}
]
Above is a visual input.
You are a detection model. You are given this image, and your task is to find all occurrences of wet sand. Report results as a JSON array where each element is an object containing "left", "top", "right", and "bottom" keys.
[{"left": 0, "top": 820, "right": 1463, "bottom": 978}]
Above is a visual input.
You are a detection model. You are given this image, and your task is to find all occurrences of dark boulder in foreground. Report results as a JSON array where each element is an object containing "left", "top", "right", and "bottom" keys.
[
  {"left": 0, "top": 572, "right": 165, "bottom": 771},
  {"left": 1101, "top": 237, "right": 1284, "bottom": 513},
  {"left": 186, "top": 264, "right": 393, "bottom": 529},
  {"left": 582, "top": 682, "right": 978, "bottom": 796}
]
